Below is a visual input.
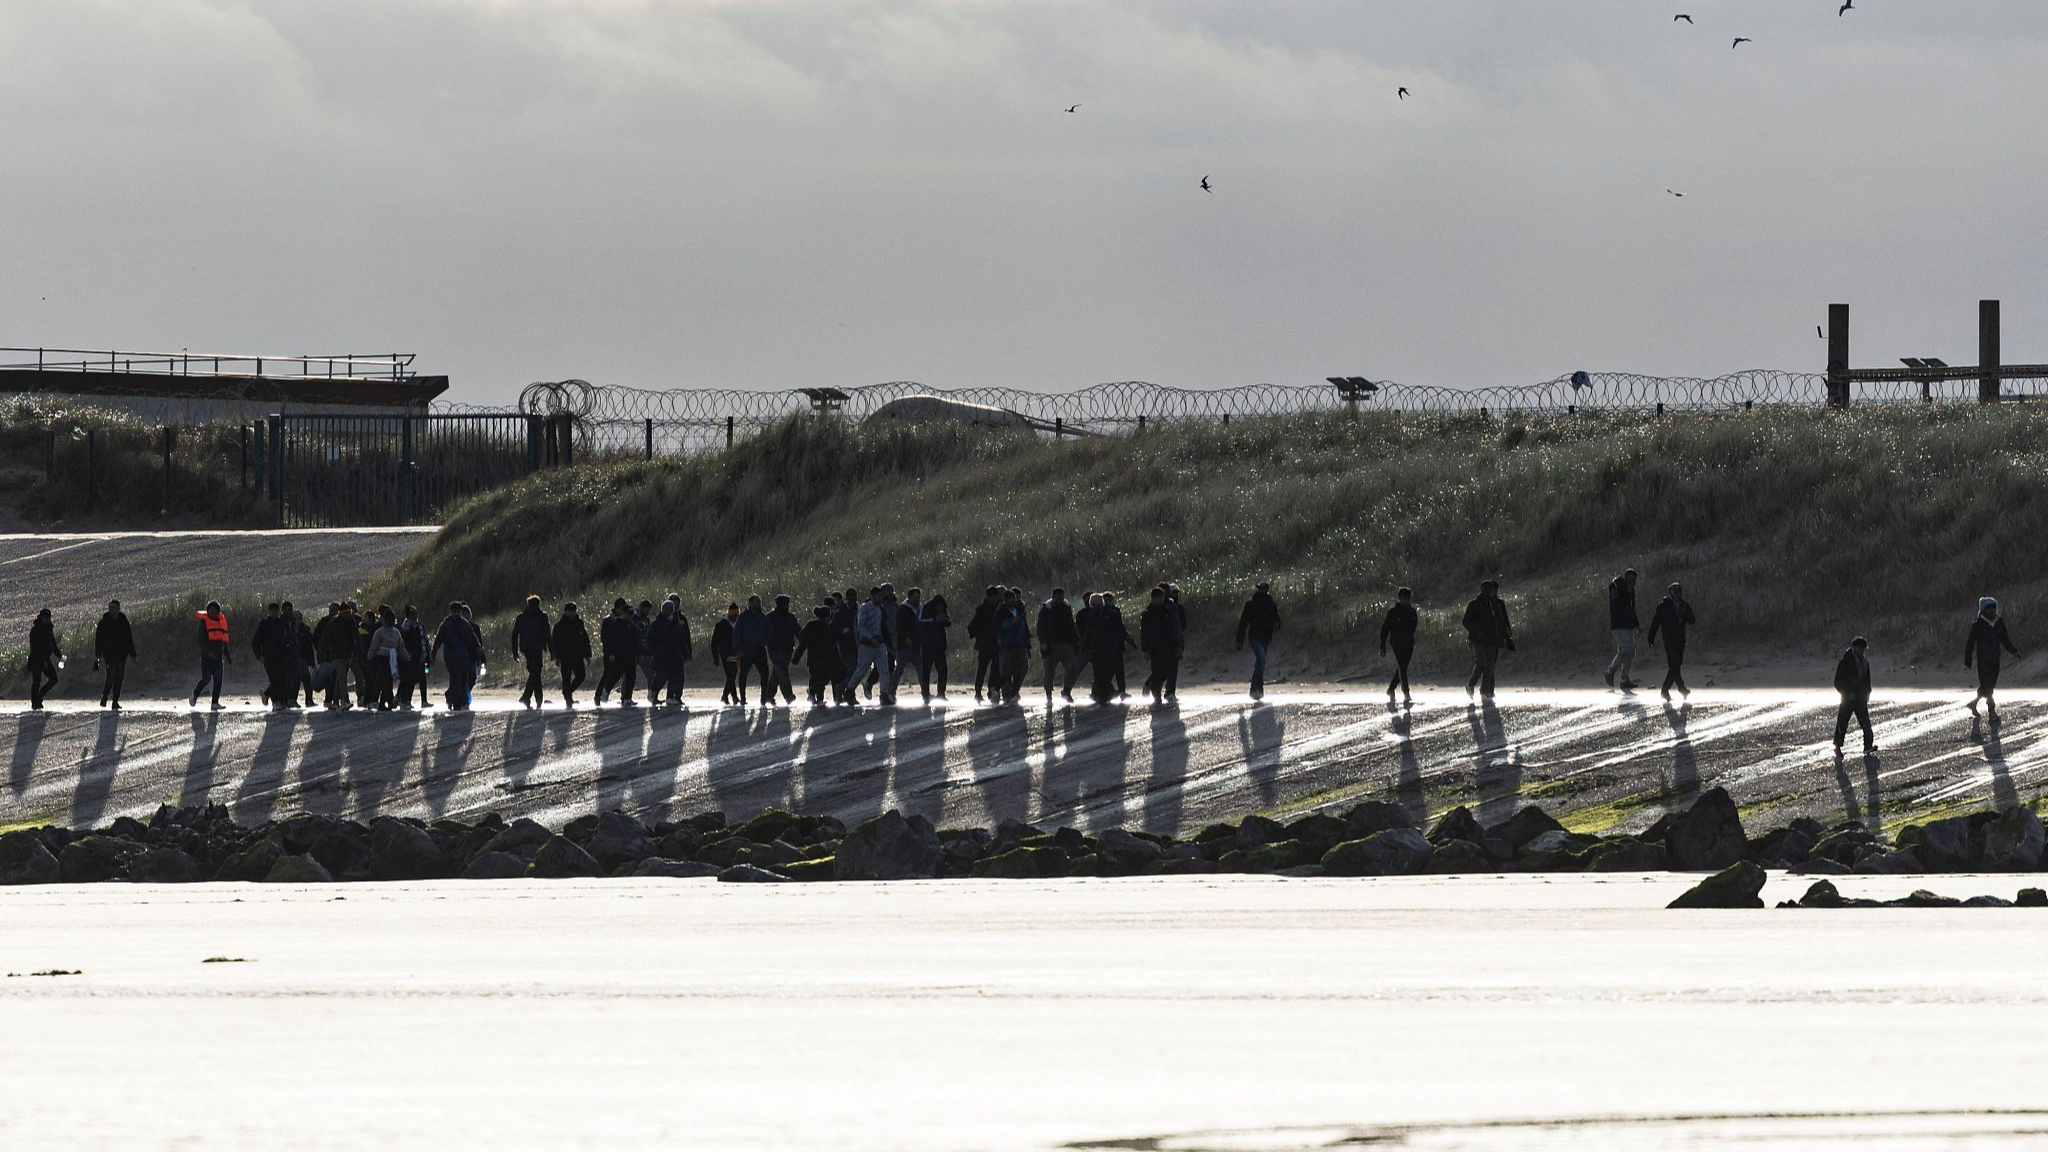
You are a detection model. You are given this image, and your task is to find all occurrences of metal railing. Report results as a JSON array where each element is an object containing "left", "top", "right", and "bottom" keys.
[{"left": 0, "top": 347, "right": 419, "bottom": 381}]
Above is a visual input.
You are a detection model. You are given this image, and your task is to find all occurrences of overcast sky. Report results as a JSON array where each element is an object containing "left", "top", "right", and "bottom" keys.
[{"left": 4, "top": 0, "right": 2046, "bottom": 404}]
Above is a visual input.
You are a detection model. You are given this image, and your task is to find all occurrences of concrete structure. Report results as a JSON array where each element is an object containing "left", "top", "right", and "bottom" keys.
[{"left": 0, "top": 348, "right": 448, "bottom": 423}]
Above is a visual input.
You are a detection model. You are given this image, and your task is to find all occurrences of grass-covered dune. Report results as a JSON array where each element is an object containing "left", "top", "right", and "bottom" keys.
[{"left": 375, "top": 405, "right": 2048, "bottom": 687}]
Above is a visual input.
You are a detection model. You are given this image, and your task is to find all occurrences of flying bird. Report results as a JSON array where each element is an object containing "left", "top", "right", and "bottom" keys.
[
  {"left": 1674, "top": 13, "right": 1693, "bottom": 23},
  {"left": 1199, "top": 175, "right": 1212, "bottom": 193},
  {"left": 1839, "top": 0, "right": 1853, "bottom": 13},
  {"left": 1666, "top": 189, "right": 1684, "bottom": 197},
  {"left": 1064, "top": 104, "right": 1080, "bottom": 113},
  {"left": 1732, "top": 37, "right": 1751, "bottom": 48},
  {"left": 1397, "top": 87, "right": 1409, "bottom": 99}
]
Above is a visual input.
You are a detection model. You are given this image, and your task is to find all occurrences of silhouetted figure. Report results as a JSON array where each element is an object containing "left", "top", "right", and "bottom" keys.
[
  {"left": 1646, "top": 583, "right": 1696, "bottom": 700},
  {"left": 1236, "top": 580, "right": 1282, "bottom": 700},
  {"left": 1037, "top": 588, "right": 1083, "bottom": 703},
  {"left": 1379, "top": 587, "right": 1417, "bottom": 705},
  {"left": 598, "top": 594, "right": 634, "bottom": 705},
  {"left": 1461, "top": 580, "right": 1512, "bottom": 700},
  {"left": 313, "top": 602, "right": 353, "bottom": 709},
  {"left": 512, "top": 595, "right": 554, "bottom": 709},
  {"left": 793, "top": 605, "right": 841, "bottom": 705},
  {"left": 645, "top": 600, "right": 693, "bottom": 707},
  {"left": 252, "top": 603, "right": 290, "bottom": 709},
  {"left": 431, "top": 600, "right": 479, "bottom": 711},
  {"left": 767, "top": 594, "right": 800, "bottom": 705},
  {"left": 968, "top": 585, "right": 1002, "bottom": 702},
  {"left": 26, "top": 608, "right": 60, "bottom": 710},
  {"left": 367, "top": 606, "right": 403, "bottom": 710},
  {"left": 846, "top": 588, "right": 896, "bottom": 706},
  {"left": 1086, "top": 592, "right": 1135, "bottom": 705},
  {"left": 291, "top": 607, "right": 317, "bottom": 707},
  {"left": 994, "top": 588, "right": 1032, "bottom": 704},
  {"left": 711, "top": 602, "right": 741, "bottom": 705},
  {"left": 397, "top": 605, "right": 429, "bottom": 709},
  {"left": 918, "top": 593, "right": 952, "bottom": 701},
  {"left": 191, "top": 600, "right": 231, "bottom": 711},
  {"left": 895, "top": 588, "right": 925, "bottom": 703},
  {"left": 830, "top": 591, "right": 858, "bottom": 705},
  {"left": 1139, "top": 586, "right": 1183, "bottom": 704},
  {"left": 632, "top": 600, "right": 655, "bottom": 691},
  {"left": 1965, "top": 597, "right": 2020, "bottom": 722},
  {"left": 736, "top": 595, "right": 772, "bottom": 705},
  {"left": 1833, "top": 636, "right": 1875, "bottom": 754},
  {"left": 95, "top": 599, "right": 136, "bottom": 710},
  {"left": 252, "top": 603, "right": 281, "bottom": 707},
  {"left": 552, "top": 602, "right": 592, "bottom": 707},
  {"left": 1604, "top": 569, "right": 1640, "bottom": 689}
]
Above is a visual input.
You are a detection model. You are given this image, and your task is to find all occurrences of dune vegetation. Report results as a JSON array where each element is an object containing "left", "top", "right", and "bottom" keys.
[{"left": 369, "top": 404, "right": 2048, "bottom": 686}]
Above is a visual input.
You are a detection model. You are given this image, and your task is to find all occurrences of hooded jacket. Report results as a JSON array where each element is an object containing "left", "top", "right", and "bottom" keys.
[{"left": 1965, "top": 615, "right": 2019, "bottom": 670}]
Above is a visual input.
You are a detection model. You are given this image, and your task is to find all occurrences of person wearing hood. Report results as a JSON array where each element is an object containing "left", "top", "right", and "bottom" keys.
[
  {"left": 712, "top": 602, "right": 742, "bottom": 705},
  {"left": 657, "top": 594, "right": 694, "bottom": 705},
  {"left": 1832, "top": 636, "right": 1875, "bottom": 755},
  {"left": 1378, "top": 587, "right": 1418, "bottom": 706},
  {"left": 1964, "top": 597, "right": 2021, "bottom": 721},
  {"left": 552, "top": 602, "right": 593, "bottom": 707},
  {"left": 1236, "top": 580, "right": 1282, "bottom": 701},
  {"left": 845, "top": 587, "right": 896, "bottom": 706},
  {"left": 511, "top": 595, "right": 554, "bottom": 710},
  {"left": 1645, "top": 583, "right": 1697, "bottom": 701},
  {"left": 766, "top": 594, "right": 800, "bottom": 706},
  {"left": 793, "top": 605, "right": 842, "bottom": 706},
  {"left": 1086, "top": 592, "right": 1136, "bottom": 705},
  {"left": 95, "top": 599, "right": 138, "bottom": 710},
  {"left": 26, "top": 608, "right": 61, "bottom": 710},
  {"left": 596, "top": 599, "right": 640, "bottom": 707},
  {"left": 190, "top": 600, "right": 232, "bottom": 711}
]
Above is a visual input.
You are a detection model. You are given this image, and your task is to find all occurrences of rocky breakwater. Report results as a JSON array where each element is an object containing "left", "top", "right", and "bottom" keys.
[{"left": 2, "top": 787, "right": 2044, "bottom": 886}]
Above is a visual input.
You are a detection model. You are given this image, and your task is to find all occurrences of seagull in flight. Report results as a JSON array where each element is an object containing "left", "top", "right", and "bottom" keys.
[
  {"left": 1732, "top": 37, "right": 1751, "bottom": 48},
  {"left": 1839, "top": 0, "right": 1853, "bottom": 13},
  {"left": 1674, "top": 13, "right": 1693, "bottom": 23},
  {"left": 1064, "top": 104, "right": 1080, "bottom": 113},
  {"left": 1199, "top": 175, "right": 1212, "bottom": 193},
  {"left": 1397, "top": 87, "right": 1409, "bottom": 100},
  {"left": 1666, "top": 189, "right": 1684, "bottom": 197}
]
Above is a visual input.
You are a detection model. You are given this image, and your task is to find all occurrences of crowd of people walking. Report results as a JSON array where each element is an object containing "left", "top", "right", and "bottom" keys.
[{"left": 14, "top": 577, "right": 2023, "bottom": 752}]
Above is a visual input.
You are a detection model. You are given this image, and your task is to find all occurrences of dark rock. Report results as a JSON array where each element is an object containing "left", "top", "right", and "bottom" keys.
[
  {"left": 1809, "top": 827, "right": 1879, "bottom": 865},
  {"left": 1899, "top": 817, "right": 1977, "bottom": 871},
  {"left": 780, "top": 858, "right": 837, "bottom": 881},
  {"left": 941, "top": 838, "right": 985, "bottom": 864},
  {"left": 1192, "top": 822, "right": 1238, "bottom": 844},
  {"left": 631, "top": 858, "right": 721, "bottom": 879},
  {"left": 693, "top": 837, "right": 753, "bottom": 868},
  {"left": 1285, "top": 813, "right": 1355, "bottom": 851},
  {"left": 1795, "top": 879, "right": 1846, "bottom": 908},
  {"left": 971, "top": 847, "right": 1069, "bottom": 879},
  {"left": 1342, "top": 801, "right": 1415, "bottom": 836},
  {"left": 1981, "top": 808, "right": 2045, "bottom": 871},
  {"left": 461, "top": 851, "right": 531, "bottom": 880},
  {"left": 1665, "top": 788, "right": 1747, "bottom": 871},
  {"left": 107, "top": 815, "right": 150, "bottom": 843},
  {"left": 1789, "top": 856, "right": 1851, "bottom": 876},
  {"left": 834, "top": 810, "right": 942, "bottom": 881},
  {"left": 131, "top": 847, "right": 203, "bottom": 884},
  {"left": 1046, "top": 827, "right": 1089, "bottom": 851},
  {"left": 1770, "top": 828, "right": 1817, "bottom": 866},
  {"left": 369, "top": 817, "right": 448, "bottom": 881},
  {"left": 1238, "top": 839, "right": 1314, "bottom": 873},
  {"left": 1426, "top": 806, "right": 1483, "bottom": 844},
  {"left": 1667, "top": 860, "right": 1767, "bottom": 909},
  {"left": 529, "top": 836, "right": 604, "bottom": 879},
  {"left": 1588, "top": 839, "right": 1666, "bottom": 872},
  {"left": 1478, "top": 837, "right": 1516, "bottom": 865},
  {"left": 734, "top": 840, "right": 807, "bottom": 869},
  {"left": 1095, "top": 829, "right": 1165, "bottom": 873},
  {"left": 1322, "top": 829, "right": 1434, "bottom": 877},
  {"left": 2016, "top": 888, "right": 2048, "bottom": 908},
  {"left": 589, "top": 812, "right": 655, "bottom": 867},
  {"left": 1520, "top": 829, "right": 1574, "bottom": 857},
  {"left": 992, "top": 818, "right": 1045, "bottom": 853},
  {"left": 481, "top": 818, "right": 554, "bottom": 861},
  {"left": 1234, "top": 814, "right": 1289, "bottom": 851},
  {"left": 57, "top": 836, "right": 142, "bottom": 883},
  {"left": 1064, "top": 853, "right": 1101, "bottom": 877},
  {"left": 261, "top": 854, "right": 334, "bottom": 884},
  {"left": 1853, "top": 849, "right": 1924, "bottom": 875},
  {"left": 1886, "top": 889, "right": 1962, "bottom": 908},
  {"left": 561, "top": 814, "right": 602, "bottom": 843},
  {"left": 1274, "top": 865, "right": 1325, "bottom": 878},
  {"left": 215, "top": 839, "right": 285, "bottom": 882},
  {"left": 654, "top": 829, "right": 700, "bottom": 860},
  {"left": 937, "top": 827, "right": 993, "bottom": 848},
  {"left": 685, "top": 811, "right": 727, "bottom": 834},
  {"left": 734, "top": 808, "right": 800, "bottom": 844},
  {"left": 1486, "top": 806, "right": 1566, "bottom": 850},
  {"left": 0, "top": 834, "right": 60, "bottom": 885},
  {"left": 1963, "top": 895, "right": 2014, "bottom": 908},
  {"left": 306, "top": 827, "right": 372, "bottom": 879},
  {"left": 1145, "top": 857, "right": 1220, "bottom": 876},
  {"left": 1421, "top": 838, "right": 1493, "bottom": 874},
  {"left": 717, "top": 864, "right": 791, "bottom": 883}
]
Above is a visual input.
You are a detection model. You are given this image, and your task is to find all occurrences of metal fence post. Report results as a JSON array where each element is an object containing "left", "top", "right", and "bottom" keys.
[
  {"left": 561, "top": 415, "right": 574, "bottom": 468},
  {"left": 239, "top": 425, "right": 249, "bottom": 492},
  {"left": 527, "top": 417, "right": 542, "bottom": 474},
  {"left": 1137, "top": 414, "right": 1146, "bottom": 434},
  {"left": 1054, "top": 417, "right": 1063, "bottom": 439},
  {"left": 645, "top": 417, "right": 654, "bottom": 460},
  {"left": 400, "top": 414, "right": 415, "bottom": 523},
  {"left": 726, "top": 415, "right": 735, "bottom": 448},
  {"left": 253, "top": 420, "right": 266, "bottom": 497},
  {"left": 271, "top": 415, "right": 286, "bottom": 523}
]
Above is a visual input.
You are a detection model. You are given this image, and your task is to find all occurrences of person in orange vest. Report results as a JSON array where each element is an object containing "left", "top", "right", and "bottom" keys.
[{"left": 191, "top": 600, "right": 232, "bottom": 711}]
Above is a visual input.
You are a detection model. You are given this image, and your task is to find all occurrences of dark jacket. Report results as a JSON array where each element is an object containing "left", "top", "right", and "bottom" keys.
[
  {"left": 597, "top": 614, "right": 635, "bottom": 659},
  {"left": 398, "top": 618, "right": 426, "bottom": 661},
  {"left": 1462, "top": 595, "right": 1512, "bottom": 648},
  {"left": 1037, "top": 599, "right": 1078, "bottom": 647},
  {"left": 735, "top": 607, "right": 771, "bottom": 658},
  {"left": 96, "top": 611, "right": 138, "bottom": 663},
  {"left": 1965, "top": 616, "right": 2019, "bottom": 669},
  {"left": 711, "top": 617, "right": 738, "bottom": 664},
  {"left": 1139, "top": 602, "right": 1183, "bottom": 656},
  {"left": 430, "top": 615, "right": 475, "bottom": 663},
  {"left": 27, "top": 617, "right": 59, "bottom": 665},
  {"left": 917, "top": 600, "right": 951, "bottom": 652},
  {"left": 1647, "top": 596, "right": 1696, "bottom": 649},
  {"left": 830, "top": 603, "right": 857, "bottom": 660},
  {"left": 1236, "top": 593, "right": 1281, "bottom": 645},
  {"left": 1833, "top": 647, "right": 1872, "bottom": 701},
  {"left": 293, "top": 620, "right": 316, "bottom": 664},
  {"left": 552, "top": 616, "right": 592, "bottom": 664},
  {"left": 967, "top": 599, "right": 1000, "bottom": 653},
  {"left": 1607, "top": 577, "right": 1639, "bottom": 630},
  {"left": 645, "top": 615, "right": 691, "bottom": 673},
  {"left": 894, "top": 603, "right": 923, "bottom": 652},
  {"left": 767, "top": 608, "right": 801, "bottom": 657},
  {"left": 315, "top": 613, "right": 356, "bottom": 663},
  {"left": 793, "top": 618, "right": 838, "bottom": 669},
  {"left": 995, "top": 604, "right": 1032, "bottom": 650},
  {"left": 512, "top": 606, "right": 553, "bottom": 659},
  {"left": 1086, "top": 605, "right": 1133, "bottom": 658},
  {"left": 1379, "top": 603, "right": 1418, "bottom": 654}
]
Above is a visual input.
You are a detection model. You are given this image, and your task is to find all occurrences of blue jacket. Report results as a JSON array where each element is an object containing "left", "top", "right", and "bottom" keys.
[{"left": 735, "top": 607, "right": 771, "bottom": 657}]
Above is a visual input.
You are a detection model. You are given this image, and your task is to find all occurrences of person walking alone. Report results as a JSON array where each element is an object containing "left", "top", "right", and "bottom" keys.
[
  {"left": 1461, "top": 580, "right": 1513, "bottom": 701},
  {"left": 552, "top": 603, "right": 592, "bottom": 707},
  {"left": 1832, "top": 636, "right": 1875, "bottom": 755},
  {"left": 26, "top": 608, "right": 60, "bottom": 710},
  {"left": 512, "top": 595, "right": 554, "bottom": 709},
  {"left": 1236, "top": 581, "right": 1282, "bottom": 701},
  {"left": 1604, "top": 569, "right": 1640, "bottom": 690},
  {"left": 190, "top": 600, "right": 231, "bottom": 711},
  {"left": 1379, "top": 587, "right": 1418, "bottom": 706},
  {"left": 1964, "top": 597, "right": 2021, "bottom": 722},
  {"left": 95, "top": 599, "right": 137, "bottom": 710},
  {"left": 1645, "top": 583, "right": 1697, "bottom": 701}
]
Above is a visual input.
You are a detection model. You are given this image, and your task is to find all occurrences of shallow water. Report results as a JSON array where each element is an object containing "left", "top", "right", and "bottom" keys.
[{"left": 2, "top": 874, "right": 2044, "bottom": 1150}]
